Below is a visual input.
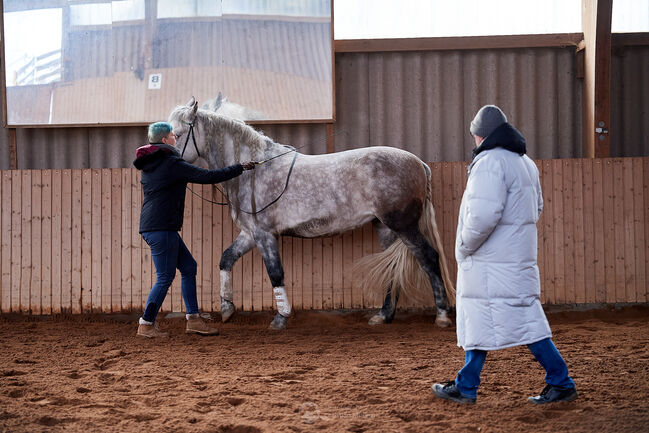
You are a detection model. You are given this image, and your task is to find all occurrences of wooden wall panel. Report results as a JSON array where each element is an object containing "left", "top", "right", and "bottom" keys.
[{"left": 1, "top": 158, "right": 648, "bottom": 315}]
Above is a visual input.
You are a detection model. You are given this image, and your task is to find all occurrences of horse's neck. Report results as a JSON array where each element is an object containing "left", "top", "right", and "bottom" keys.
[{"left": 209, "top": 120, "right": 285, "bottom": 168}]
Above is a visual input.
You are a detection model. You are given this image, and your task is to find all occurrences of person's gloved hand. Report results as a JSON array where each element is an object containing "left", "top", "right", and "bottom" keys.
[{"left": 241, "top": 161, "right": 256, "bottom": 170}]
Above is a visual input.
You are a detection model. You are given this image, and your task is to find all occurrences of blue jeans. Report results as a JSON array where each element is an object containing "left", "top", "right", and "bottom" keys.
[
  {"left": 455, "top": 338, "right": 576, "bottom": 398},
  {"left": 141, "top": 231, "right": 199, "bottom": 322}
]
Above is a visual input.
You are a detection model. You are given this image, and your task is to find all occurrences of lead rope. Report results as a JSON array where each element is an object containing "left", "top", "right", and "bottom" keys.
[{"left": 186, "top": 148, "right": 298, "bottom": 215}]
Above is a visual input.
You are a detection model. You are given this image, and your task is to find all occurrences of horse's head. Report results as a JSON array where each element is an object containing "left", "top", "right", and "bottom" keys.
[{"left": 168, "top": 97, "right": 203, "bottom": 164}]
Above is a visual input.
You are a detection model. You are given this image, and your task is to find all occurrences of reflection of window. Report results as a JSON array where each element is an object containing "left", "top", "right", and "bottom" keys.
[
  {"left": 4, "top": 8, "right": 62, "bottom": 86},
  {"left": 70, "top": 1, "right": 145, "bottom": 25},
  {"left": 222, "top": 0, "right": 329, "bottom": 17},
  {"left": 334, "top": 0, "right": 582, "bottom": 39},
  {"left": 612, "top": 0, "right": 649, "bottom": 33},
  {"left": 70, "top": 3, "right": 111, "bottom": 26},
  {"left": 157, "top": 0, "right": 222, "bottom": 18}
]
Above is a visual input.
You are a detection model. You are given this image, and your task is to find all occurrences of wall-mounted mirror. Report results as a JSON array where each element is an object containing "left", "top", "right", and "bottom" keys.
[{"left": 2, "top": 0, "right": 333, "bottom": 126}]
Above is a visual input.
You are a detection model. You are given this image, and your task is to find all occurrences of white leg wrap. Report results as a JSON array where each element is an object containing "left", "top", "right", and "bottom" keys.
[
  {"left": 220, "top": 270, "right": 233, "bottom": 301},
  {"left": 273, "top": 286, "right": 292, "bottom": 317}
]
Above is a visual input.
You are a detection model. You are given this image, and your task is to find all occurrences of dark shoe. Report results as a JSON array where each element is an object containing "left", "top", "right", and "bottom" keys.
[
  {"left": 432, "top": 381, "right": 476, "bottom": 404},
  {"left": 136, "top": 322, "right": 169, "bottom": 338},
  {"left": 528, "top": 384, "right": 578, "bottom": 404}
]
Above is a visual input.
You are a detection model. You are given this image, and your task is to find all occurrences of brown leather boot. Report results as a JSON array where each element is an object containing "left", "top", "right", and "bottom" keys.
[
  {"left": 136, "top": 322, "right": 169, "bottom": 338},
  {"left": 186, "top": 317, "right": 219, "bottom": 336}
]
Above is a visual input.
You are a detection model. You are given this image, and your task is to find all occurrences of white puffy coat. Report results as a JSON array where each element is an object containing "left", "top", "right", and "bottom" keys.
[{"left": 455, "top": 142, "right": 551, "bottom": 351}]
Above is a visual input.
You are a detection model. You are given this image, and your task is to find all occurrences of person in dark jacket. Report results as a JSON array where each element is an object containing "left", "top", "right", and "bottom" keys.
[{"left": 133, "top": 121, "right": 255, "bottom": 338}]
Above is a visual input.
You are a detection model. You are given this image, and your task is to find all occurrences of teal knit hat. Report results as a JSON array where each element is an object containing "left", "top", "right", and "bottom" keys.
[{"left": 148, "top": 121, "right": 173, "bottom": 143}]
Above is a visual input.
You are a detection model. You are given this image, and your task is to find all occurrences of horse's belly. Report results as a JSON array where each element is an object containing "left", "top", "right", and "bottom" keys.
[{"left": 280, "top": 212, "right": 375, "bottom": 238}]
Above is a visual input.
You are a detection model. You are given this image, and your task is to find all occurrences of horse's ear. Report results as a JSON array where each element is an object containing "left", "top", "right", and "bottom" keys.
[
  {"left": 191, "top": 99, "right": 198, "bottom": 117},
  {"left": 187, "top": 96, "right": 196, "bottom": 107}
]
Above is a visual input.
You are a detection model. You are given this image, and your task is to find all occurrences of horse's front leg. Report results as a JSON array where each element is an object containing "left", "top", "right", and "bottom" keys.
[
  {"left": 219, "top": 231, "right": 256, "bottom": 322},
  {"left": 253, "top": 231, "right": 291, "bottom": 330}
]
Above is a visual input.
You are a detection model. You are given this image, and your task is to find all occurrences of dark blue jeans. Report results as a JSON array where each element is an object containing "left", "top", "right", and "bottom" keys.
[
  {"left": 455, "top": 338, "right": 576, "bottom": 398},
  {"left": 141, "top": 231, "right": 199, "bottom": 322}
]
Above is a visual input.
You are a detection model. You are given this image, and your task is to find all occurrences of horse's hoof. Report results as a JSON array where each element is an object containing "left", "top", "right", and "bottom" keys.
[
  {"left": 368, "top": 313, "right": 386, "bottom": 326},
  {"left": 435, "top": 314, "right": 452, "bottom": 328},
  {"left": 221, "top": 300, "right": 235, "bottom": 322},
  {"left": 269, "top": 313, "right": 288, "bottom": 330}
]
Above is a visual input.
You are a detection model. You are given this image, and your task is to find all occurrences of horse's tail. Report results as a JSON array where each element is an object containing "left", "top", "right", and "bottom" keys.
[{"left": 356, "top": 163, "right": 455, "bottom": 307}]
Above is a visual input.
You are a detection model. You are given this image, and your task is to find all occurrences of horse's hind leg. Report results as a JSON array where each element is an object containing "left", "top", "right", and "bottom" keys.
[
  {"left": 396, "top": 227, "right": 451, "bottom": 327},
  {"left": 368, "top": 221, "right": 401, "bottom": 326},
  {"left": 253, "top": 231, "right": 291, "bottom": 330},
  {"left": 219, "top": 231, "right": 255, "bottom": 322}
]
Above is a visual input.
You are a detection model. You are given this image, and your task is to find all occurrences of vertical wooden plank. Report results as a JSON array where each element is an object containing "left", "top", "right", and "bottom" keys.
[
  {"left": 242, "top": 235, "right": 253, "bottom": 311},
  {"left": 111, "top": 169, "right": 122, "bottom": 312},
  {"left": 281, "top": 236, "right": 293, "bottom": 311},
  {"left": 232, "top": 225, "right": 243, "bottom": 311},
  {"left": 71, "top": 170, "right": 82, "bottom": 314},
  {"left": 321, "top": 236, "right": 333, "bottom": 309},
  {"left": 562, "top": 160, "right": 575, "bottom": 304},
  {"left": 41, "top": 171, "right": 52, "bottom": 315},
  {"left": 632, "top": 158, "right": 646, "bottom": 303},
  {"left": 11, "top": 171, "right": 21, "bottom": 313},
  {"left": 602, "top": 159, "right": 616, "bottom": 303},
  {"left": 51, "top": 170, "right": 62, "bottom": 314},
  {"left": 361, "top": 224, "right": 373, "bottom": 308},
  {"left": 302, "top": 238, "right": 313, "bottom": 310},
  {"left": 131, "top": 169, "right": 143, "bottom": 312},
  {"left": 201, "top": 184, "right": 213, "bottom": 312},
  {"left": 342, "top": 231, "right": 353, "bottom": 308},
  {"left": 644, "top": 158, "right": 649, "bottom": 303},
  {"left": 551, "top": 160, "right": 565, "bottom": 304},
  {"left": 31, "top": 171, "right": 42, "bottom": 315},
  {"left": 191, "top": 183, "right": 203, "bottom": 312},
  {"left": 592, "top": 160, "right": 607, "bottom": 302},
  {"left": 61, "top": 170, "right": 72, "bottom": 313},
  {"left": 312, "top": 237, "right": 323, "bottom": 310},
  {"left": 1, "top": 172, "right": 11, "bottom": 313},
  {"left": 221, "top": 207, "right": 235, "bottom": 309},
  {"left": 91, "top": 170, "right": 103, "bottom": 312},
  {"left": 612, "top": 159, "right": 626, "bottom": 302},
  {"left": 212, "top": 188, "right": 224, "bottom": 312},
  {"left": 351, "top": 228, "right": 363, "bottom": 309},
  {"left": 572, "top": 160, "right": 586, "bottom": 304},
  {"left": 541, "top": 161, "right": 555, "bottom": 304},
  {"left": 120, "top": 169, "right": 133, "bottom": 312},
  {"left": 332, "top": 234, "right": 344, "bottom": 309},
  {"left": 622, "top": 159, "right": 636, "bottom": 302},
  {"left": 535, "top": 161, "right": 546, "bottom": 304},
  {"left": 441, "top": 163, "right": 453, "bottom": 293},
  {"left": 582, "top": 159, "right": 596, "bottom": 303},
  {"left": 81, "top": 170, "right": 93, "bottom": 313},
  {"left": 20, "top": 170, "right": 31, "bottom": 313},
  {"left": 251, "top": 247, "right": 263, "bottom": 311},
  {"left": 101, "top": 169, "right": 112, "bottom": 312},
  {"left": 292, "top": 238, "right": 303, "bottom": 310}
]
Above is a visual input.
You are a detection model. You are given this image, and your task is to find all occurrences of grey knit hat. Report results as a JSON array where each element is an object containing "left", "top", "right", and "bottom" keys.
[
  {"left": 148, "top": 121, "right": 173, "bottom": 143},
  {"left": 470, "top": 105, "right": 507, "bottom": 138}
]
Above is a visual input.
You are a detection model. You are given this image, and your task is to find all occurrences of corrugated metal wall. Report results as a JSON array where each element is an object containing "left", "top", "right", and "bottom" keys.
[
  {"left": 611, "top": 45, "right": 649, "bottom": 157},
  {"left": 334, "top": 47, "right": 582, "bottom": 162},
  {"left": 3, "top": 43, "right": 649, "bottom": 168}
]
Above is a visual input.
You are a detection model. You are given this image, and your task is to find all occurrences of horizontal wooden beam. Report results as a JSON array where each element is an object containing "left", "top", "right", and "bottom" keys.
[
  {"left": 335, "top": 33, "right": 584, "bottom": 53},
  {"left": 612, "top": 32, "right": 649, "bottom": 47}
]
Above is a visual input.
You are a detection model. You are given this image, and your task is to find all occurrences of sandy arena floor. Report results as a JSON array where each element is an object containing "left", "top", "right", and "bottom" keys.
[{"left": 1, "top": 306, "right": 648, "bottom": 432}]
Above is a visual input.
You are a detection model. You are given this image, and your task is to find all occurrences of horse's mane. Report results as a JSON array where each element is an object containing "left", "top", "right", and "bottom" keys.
[{"left": 196, "top": 109, "right": 270, "bottom": 162}]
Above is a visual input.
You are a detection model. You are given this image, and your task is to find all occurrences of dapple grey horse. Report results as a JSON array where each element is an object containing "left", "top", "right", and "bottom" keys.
[{"left": 169, "top": 98, "right": 454, "bottom": 330}]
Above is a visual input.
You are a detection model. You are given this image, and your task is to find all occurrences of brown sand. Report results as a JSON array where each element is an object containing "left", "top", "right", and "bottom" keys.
[{"left": 1, "top": 306, "right": 648, "bottom": 432}]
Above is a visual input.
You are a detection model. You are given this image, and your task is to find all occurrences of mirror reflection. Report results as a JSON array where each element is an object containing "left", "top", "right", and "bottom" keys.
[{"left": 3, "top": 0, "right": 332, "bottom": 125}]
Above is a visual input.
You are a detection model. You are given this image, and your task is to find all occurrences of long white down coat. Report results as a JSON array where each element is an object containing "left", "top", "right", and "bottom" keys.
[{"left": 455, "top": 142, "right": 551, "bottom": 351}]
